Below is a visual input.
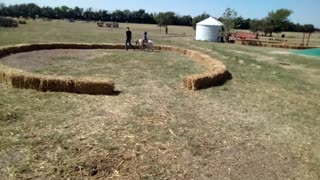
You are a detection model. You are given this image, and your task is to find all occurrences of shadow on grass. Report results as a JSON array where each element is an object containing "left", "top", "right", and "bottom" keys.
[{"left": 112, "top": 90, "right": 122, "bottom": 96}]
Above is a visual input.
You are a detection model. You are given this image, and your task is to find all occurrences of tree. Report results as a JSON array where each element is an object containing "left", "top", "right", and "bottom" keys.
[
  {"left": 60, "top": 6, "right": 70, "bottom": 19},
  {"left": 263, "top": 9, "right": 293, "bottom": 36},
  {"left": 221, "top": 8, "right": 238, "bottom": 35},
  {"left": 155, "top": 12, "right": 176, "bottom": 34},
  {"left": 301, "top": 24, "right": 315, "bottom": 46},
  {"left": 176, "top": 15, "right": 192, "bottom": 26},
  {"left": 0, "top": 3, "right": 6, "bottom": 16},
  {"left": 112, "top": 10, "right": 124, "bottom": 22},
  {"left": 83, "top": 8, "right": 93, "bottom": 20},
  {"left": 234, "top": 17, "right": 250, "bottom": 29},
  {"left": 260, "top": 18, "right": 274, "bottom": 36},
  {"left": 192, "top": 13, "right": 210, "bottom": 30},
  {"left": 249, "top": 19, "right": 263, "bottom": 32},
  {"left": 74, "top": 7, "right": 84, "bottom": 20},
  {"left": 41, "top": 6, "right": 55, "bottom": 18}
]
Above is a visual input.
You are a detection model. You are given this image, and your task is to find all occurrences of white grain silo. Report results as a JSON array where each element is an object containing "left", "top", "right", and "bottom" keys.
[{"left": 196, "top": 17, "right": 224, "bottom": 42}]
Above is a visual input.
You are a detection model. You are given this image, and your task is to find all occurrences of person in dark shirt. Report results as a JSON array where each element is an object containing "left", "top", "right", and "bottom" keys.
[
  {"left": 143, "top": 32, "right": 148, "bottom": 46},
  {"left": 125, "top": 27, "right": 135, "bottom": 50}
]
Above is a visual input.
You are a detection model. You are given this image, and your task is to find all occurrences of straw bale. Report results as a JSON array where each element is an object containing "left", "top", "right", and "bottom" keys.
[
  {"left": 0, "top": 49, "right": 9, "bottom": 58},
  {"left": 40, "top": 77, "right": 75, "bottom": 93},
  {"left": 10, "top": 74, "right": 25, "bottom": 88},
  {"left": 23, "top": 75, "right": 41, "bottom": 90},
  {"left": 153, "top": 46, "right": 162, "bottom": 51},
  {"left": 174, "top": 47, "right": 187, "bottom": 55},
  {"left": 166, "top": 46, "right": 187, "bottom": 55},
  {"left": 36, "top": 44, "right": 58, "bottom": 50},
  {"left": 66, "top": 44, "right": 92, "bottom": 49},
  {"left": 90, "top": 44, "right": 107, "bottom": 49},
  {"left": 4, "top": 46, "right": 20, "bottom": 54},
  {"left": 183, "top": 70, "right": 231, "bottom": 90},
  {"left": 0, "top": 43, "right": 231, "bottom": 92},
  {"left": 153, "top": 45, "right": 231, "bottom": 90},
  {"left": 110, "top": 44, "right": 125, "bottom": 49},
  {"left": 17, "top": 44, "right": 38, "bottom": 53},
  {"left": 0, "top": 65, "right": 22, "bottom": 85},
  {"left": 74, "top": 78, "right": 114, "bottom": 95}
]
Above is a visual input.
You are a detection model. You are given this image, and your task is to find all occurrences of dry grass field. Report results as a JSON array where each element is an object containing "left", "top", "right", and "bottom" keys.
[{"left": 0, "top": 20, "right": 319, "bottom": 179}]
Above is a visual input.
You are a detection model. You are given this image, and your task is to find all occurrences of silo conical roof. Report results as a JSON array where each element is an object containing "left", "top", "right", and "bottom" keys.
[{"left": 197, "top": 17, "right": 223, "bottom": 26}]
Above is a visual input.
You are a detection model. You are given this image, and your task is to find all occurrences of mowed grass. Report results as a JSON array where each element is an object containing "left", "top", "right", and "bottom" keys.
[{"left": 0, "top": 20, "right": 320, "bottom": 179}]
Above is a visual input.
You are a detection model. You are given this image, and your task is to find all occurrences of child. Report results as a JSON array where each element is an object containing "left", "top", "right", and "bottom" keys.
[{"left": 143, "top": 32, "right": 148, "bottom": 46}]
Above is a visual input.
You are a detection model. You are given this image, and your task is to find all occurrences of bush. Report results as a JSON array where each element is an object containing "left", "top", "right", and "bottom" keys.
[{"left": 0, "top": 17, "right": 18, "bottom": 27}]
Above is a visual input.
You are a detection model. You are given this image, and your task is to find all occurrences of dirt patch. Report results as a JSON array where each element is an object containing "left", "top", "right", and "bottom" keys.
[{"left": 0, "top": 49, "right": 111, "bottom": 71}]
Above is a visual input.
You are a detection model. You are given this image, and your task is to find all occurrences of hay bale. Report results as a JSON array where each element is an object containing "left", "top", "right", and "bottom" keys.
[
  {"left": 23, "top": 75, "right": 41, "bottom": 90},
  {"left": 10, "top": 73, "right": 41, "bottom": 90},
  {"left": 15, "top": 44, "right": 39, "bottom": 53},
  {"left": 4, "top": 46, "right": 20, "bottom": 54},
  {"left": 18, "top": 20, "right": 27, "bottom": 24},
  {"left": 0, "top": 43, "right": 231, "bottom": 93},
  {"left": 113, "top": 22, "right": 119, "bottom": 28},
  {"left": 40, "top": 43, "right": 63, "bottom": 50},
  {"left": 106, "top": 23, "right": 112, "bottom": 27},
  {"left": 0, "top": 17, "right": 18, "bottom": 27},
  {"left": 183, "top": 70, "right": 232, "bottom": 90},
  {"left": 154, "top": 45, "right": 232, "bottom": 90},
  {"left": 0, "top": 65, "right": 24, "bottom": 86},
  {"left": 111, "top": 44, "right": 125, "bottom": 49},
  {"left": 40, "top": 77, "right": 75, "bottom": 93},
  {"left": 91, "top": 44, "right": 109, "bottom": 49},
  {"left": 74, "top": 78, "right": 114, "bottom": 95},
  {"left": 97, "top": 22, "right": 104, "bottom": 27},
  {"left": 10, "top": 74, "right": 25, "bottom": 88},
  {"left": 0, "top": 49, "right": 9, "bottom": 58},
  {"left": 171, "top": 47, "right": 187, "bottom": 55}
]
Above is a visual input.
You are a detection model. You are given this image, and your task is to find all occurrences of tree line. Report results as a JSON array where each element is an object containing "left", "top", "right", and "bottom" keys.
[
  {"left": 247, "top": 9, "right": 315, "bottom": 36},
  {"left": 0, "top": 3, "right": 193, "bottom": 26},
  {"left": 0, "top": 3, "right": 318, "bottom": 34}
]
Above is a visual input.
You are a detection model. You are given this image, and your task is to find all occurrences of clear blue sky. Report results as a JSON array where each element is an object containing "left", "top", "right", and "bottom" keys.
[{"left": 2, "top": 0, "right": 320, "bottom": 27}]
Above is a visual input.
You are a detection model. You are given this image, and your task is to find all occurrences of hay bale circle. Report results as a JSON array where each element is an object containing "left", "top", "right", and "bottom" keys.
[{"left": 0, "top": 43, "right": 231, "bottom": 95}]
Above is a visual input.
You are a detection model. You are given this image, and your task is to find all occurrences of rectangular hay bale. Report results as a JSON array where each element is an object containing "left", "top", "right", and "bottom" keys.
[
  {"left": 183, "top": 70, "right": 231, "bottom": 90},
  {"left": 40, "top": 77, "right": 75, "bottom": 93},
  {"left": 74, "top": 79, "right": 114, "bottom": 95},
  {"left": 0, "top": 49, "right": 9, "bottom": 58},
  {"left": 10, "top": 74, "right": 25, "bottom": 88},
  {"left": 23, "top": 76, "right": 41, "bottom": 90}
]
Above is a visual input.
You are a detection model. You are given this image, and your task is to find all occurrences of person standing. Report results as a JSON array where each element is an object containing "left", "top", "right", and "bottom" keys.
[{"left": 125, "top": 27, "right": 135, "bottom": 50}]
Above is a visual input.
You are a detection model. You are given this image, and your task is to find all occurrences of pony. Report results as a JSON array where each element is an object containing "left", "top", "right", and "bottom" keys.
[{"left": 135, "top": 39, "right": 154, "bottom": 51}]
